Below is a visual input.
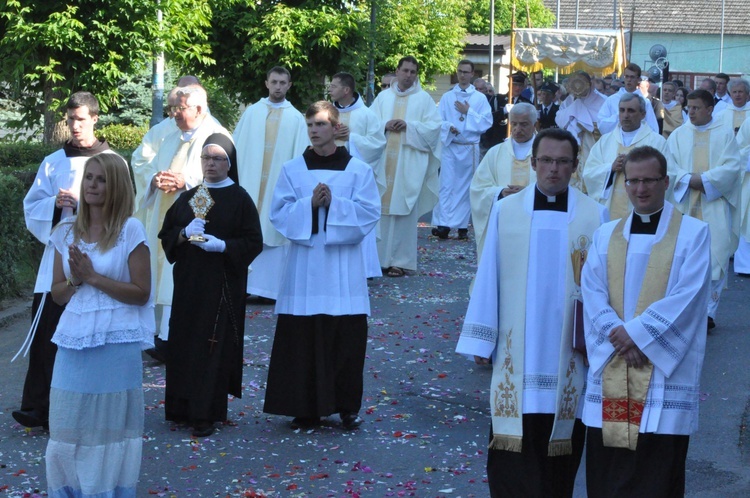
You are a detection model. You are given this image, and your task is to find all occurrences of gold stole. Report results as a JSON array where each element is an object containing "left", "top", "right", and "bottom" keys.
[
  {"left": 335, "top": 112, "right": 351, "bottom": 148},
  {"left": 662, "top": 106, "right": 683, "bottom": 138},
  {"left": 609, "top": 143, "right": 634, "bottom": 220},
  {"left": 602, "top": 210, "right": 682, "bottom": 450},
  {"left": 257, "top": 107, "right": 283, "bottom": 213},
  {"left": 510, "top": 157, "right": 531, "bottom": 186},
  {"left": 154, "top": 139, "right": 192, "bottom": 291},
  {"left": 733, "top": 110, "right": 748, "bottom": 135},
  {"left": 689, "top": 130, "right": 711, "bottom": 220},
  {"left": 381, "top": 96, "right": 409, "bottom": 215}
]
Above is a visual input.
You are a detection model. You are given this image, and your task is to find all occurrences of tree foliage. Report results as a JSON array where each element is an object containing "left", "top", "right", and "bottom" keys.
[
  {"left": 0, "top": 0, "right": 214, "bottom": 142},
  {"left": 465, "top": 0, "right": 555, "bottom": 34},
  {"left": 205, "top": 0, "right": 469, "bottom": 108}
]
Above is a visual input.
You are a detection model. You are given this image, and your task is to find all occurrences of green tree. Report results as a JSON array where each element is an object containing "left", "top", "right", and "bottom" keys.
[
  {"left": 0, "top": 0, "right": 215, "bottom": 143},
  {"left": 465, "top": 0, "right": 555, "bottom": 34},
  {"left": 205, "top": 0, "right": 469, "bottom": 108}
]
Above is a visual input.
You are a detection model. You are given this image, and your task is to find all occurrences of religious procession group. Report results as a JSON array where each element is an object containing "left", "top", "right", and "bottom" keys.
[{"left": 12, "top": 49, "right": 747, "bottom": 496}]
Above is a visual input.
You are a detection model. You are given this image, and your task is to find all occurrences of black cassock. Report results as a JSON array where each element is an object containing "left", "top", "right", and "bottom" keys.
[{"left": 159, "top": 183, "right": 262, "bottom": 424}]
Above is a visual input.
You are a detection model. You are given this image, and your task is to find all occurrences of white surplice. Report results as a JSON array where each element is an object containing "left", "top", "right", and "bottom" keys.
[
  {"left": 582, "top": 203, "right": 710, "bottom": 435},
  {"left": 270, "top": 154, "right": 381, "bottom": 316},
  {"left": 432, "top": 84, "right": 492, "bottom": 229}
]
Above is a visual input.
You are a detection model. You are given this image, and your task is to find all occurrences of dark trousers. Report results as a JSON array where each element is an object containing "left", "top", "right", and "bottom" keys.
[
  {"left": 586, "top": 426, "right": 689, "bottom": 498},
  {"left": 20, "top": 293, "right": 64, "bottom": 417},
  {"left": 487, "top": 414, "right": 585, "bottom": 498}
]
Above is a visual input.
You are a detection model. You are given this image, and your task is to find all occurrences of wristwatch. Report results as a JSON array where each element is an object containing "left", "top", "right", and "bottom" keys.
[{"left": 66, "top": 277, "right": 81, "bottom": 289}]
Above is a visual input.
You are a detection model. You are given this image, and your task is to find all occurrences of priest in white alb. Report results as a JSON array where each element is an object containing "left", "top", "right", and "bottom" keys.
[
  {"left": 660, "top": 82, "right": 684, "bottom": 139},
  {"left": 666, "top": 89, "right": 741, "bottom": 329},
  {"left": 582, "top": 145, "right": 710, "bottom": 497},
  {"left": 370, "top": 56, "right": 441, "bottom": 277},
  {"left": 328, "top": 71, "right": 387, "bottom": 278},
  {"left": 734, "top": 116, "right": 750, "bottom": 275},
  {"left": 233, "top": 66, "right": 310, "bottom": 301},
  {"left": 469, "top": 102, "right": 537, "bottom": 259},
  {"left": 431, "top": 59, "right": 492, "bottom": 240},
  {"left": 457, "top": 129, "right": 607, "bottom": 497},
  {"left": 584, "top": 93, "right": 667, "bottom": 221}
]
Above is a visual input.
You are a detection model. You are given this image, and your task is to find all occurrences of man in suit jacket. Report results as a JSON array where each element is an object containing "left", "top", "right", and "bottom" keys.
[{"left": 537, "top": 82, "right": 560, "bottom": 130}]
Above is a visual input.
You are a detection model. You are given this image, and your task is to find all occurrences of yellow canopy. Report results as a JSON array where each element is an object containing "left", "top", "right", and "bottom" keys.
[{"left": 511, "top": 28, "right": 628, "bottom": 76}]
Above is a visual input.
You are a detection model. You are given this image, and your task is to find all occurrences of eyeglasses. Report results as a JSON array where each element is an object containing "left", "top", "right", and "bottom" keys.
[
  {"left": 533, "top": 157, "right": 575, "bottom": 167},
  {"left": 200, "top": 155, "right": 228, "bottom": 162},
  {"left": 457, "top": 70, "right": 473, "bottom": 75},
  {"left": 169, "top": 105, "right": 196, "bottom": 113},
  {"left": 624, "top": 176, "right": 664, "bottom": 186},
  {"left": 381, "top": 84, "right": 390, "bottom": 89}
]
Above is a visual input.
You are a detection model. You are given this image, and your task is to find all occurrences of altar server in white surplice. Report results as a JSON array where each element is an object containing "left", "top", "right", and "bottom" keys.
[
  {"left": 233, "top": 66, "right": 310, "bottom": 301},
  {"left": 264, "top": 101, "right": 380, "bottom": 431},
  {"left": 132, "top": 85, "right": 229, "bottom": 342},
  {"left": 584, "top": 93, "right": 667, "bottom": 221},
  {"left": 370, "top": 55, "right": 441, "bottom": 278},
  {"left": 469, "top": 103, "right": 536, "bottom": 260},
  {"left": 431, "top": 59, "right": 492, "bottom": 241},
  {"left": 582, "top": 145, "right": 710, "bottom": 498},
  {"left": 328, "top": 71, "right": 387, "bottom": 278},
  {"left": 457, "top": 129, "right": 607, "bottom": 498},
  {"left": 666, "top": 89, "right": 741, "bottom": 329}
]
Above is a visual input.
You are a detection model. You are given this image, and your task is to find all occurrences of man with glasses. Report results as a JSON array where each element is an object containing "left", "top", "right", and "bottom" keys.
[
  {"left": 233, "top": 66, "right": 310, "bottom": 303},
  {"left": 380, "top": 73, "right": 395, "bottom": 92},
  {"left": 581, "top": 146, "right": 710, "bottom": 497},
  {"left": 457, "top": 128, "right": 606, "bottom": 497},
  {"left": 133, "top": 84, "right": 229, "bottom": 358},
  {"left": 584, "top": 93, "right": 667, "bottom": 221},
  {"left": 431, "top": 59, "right": 491, "bottom": 241},
  {"left": 666, "top": 89, "right": 742, "bottom": 330}
]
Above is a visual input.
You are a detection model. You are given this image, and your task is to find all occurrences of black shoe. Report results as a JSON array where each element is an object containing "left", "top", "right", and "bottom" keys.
[
  {"left": 431, "top": 226, "right": 450, "bottom": 239},
  {"left": 340, "top": 412, "right": 363, "bottom": 430},
  {"left": 290, "top": 417, "right": 320, "bottom": 430},
  {"left": 256, "top": 296, "right": 276, "bottom": 305},
  {"left": 191, "top": 421, "right": 215, "bottom": 438},
  {"left": 457, "top": 229, "right": 468, "bottom": 240},
  {"left": 707, "top": 317, "right": 716, "bottom": 331},
  {"left": 12, "top": 409, "right": 47, "bottom": 428},
  {"left": 144, "top": 347, "right": 166, "bottom": 364}
]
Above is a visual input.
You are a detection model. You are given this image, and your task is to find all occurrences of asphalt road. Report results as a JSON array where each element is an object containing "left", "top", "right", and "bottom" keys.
[{"left": 0, "top": 224, "right": 748, "bottom": 497}]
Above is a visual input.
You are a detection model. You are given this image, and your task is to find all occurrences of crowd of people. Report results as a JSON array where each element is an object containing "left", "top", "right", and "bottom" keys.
[{"left": 12, "top": 55, "right": 749, "bottom": 496}]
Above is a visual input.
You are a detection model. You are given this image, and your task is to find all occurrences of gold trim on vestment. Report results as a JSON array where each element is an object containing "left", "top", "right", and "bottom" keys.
[
  {"left": 689, "top": 130, "right": 711, "bottom": 220},
  {"left": 381, "top": 96, "right": 409, "bottom": 215},
  {"left": 257, "top": 107, "right": 283, "bottom": 213},
  {"left": 602, "top": 209, "right": 682, "bottom": 450}
]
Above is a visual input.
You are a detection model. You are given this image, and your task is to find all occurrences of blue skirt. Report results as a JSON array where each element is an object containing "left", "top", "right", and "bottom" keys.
[{"left": 46, "top": 342, "right": 143, "bottom": 498}]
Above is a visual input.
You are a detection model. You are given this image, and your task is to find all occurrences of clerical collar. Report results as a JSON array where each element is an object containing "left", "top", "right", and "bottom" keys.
[
  {"left": 533, "top": 186, "right": 568, "bottom": 211},
  {"left": 204, "top": 178, "right": 234, "bottom": 188},
  {"left": 630, "top": 207, "right": 664, "bottom": 234},
  {"left": 63, "top": 139, "right": 109, "bottom": 158},
  {"left": 303, "top": 146, "right": 351, "bottom": 171},
  {"left": 694, "top": 119, "right": 713, "bottom": 131},
  {"left": 334, "top": 93, "right": 359, "bottom": 110}
]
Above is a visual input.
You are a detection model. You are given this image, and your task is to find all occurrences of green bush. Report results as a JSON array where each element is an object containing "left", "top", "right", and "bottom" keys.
[
  {"left": 0, "top": 142, "right": 58, "bottom": 170},
  {"left": 97, "top": 124, "right": 147, "bottom": 152},
  {"left": 0, "top": 172, "right": 39, "bottom": 300}
]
